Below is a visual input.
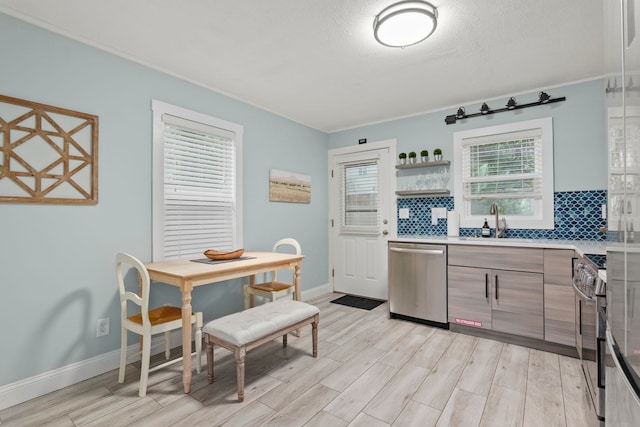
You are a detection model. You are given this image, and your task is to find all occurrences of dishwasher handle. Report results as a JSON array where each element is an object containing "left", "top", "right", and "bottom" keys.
[{"left": 389, "top": 247, "right": 445, "bottom": 255}]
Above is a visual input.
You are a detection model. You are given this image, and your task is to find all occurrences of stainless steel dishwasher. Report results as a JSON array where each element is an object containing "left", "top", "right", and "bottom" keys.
[{"left": 388, "top": 242, "right": 448, "bottom": 328}]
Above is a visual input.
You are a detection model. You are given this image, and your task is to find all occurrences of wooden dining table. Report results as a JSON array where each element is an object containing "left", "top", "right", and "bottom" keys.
[{"left": 144, "top": 251, "right": 304, "bottom": 393}]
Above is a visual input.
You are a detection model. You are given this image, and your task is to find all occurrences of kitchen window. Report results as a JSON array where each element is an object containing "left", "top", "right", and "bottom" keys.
[
  {"left": 453, "top": 117, "right": 554, "bottom": 229},
  {"left": 151, "top": 100, "right": 243, "bottom": 261}
]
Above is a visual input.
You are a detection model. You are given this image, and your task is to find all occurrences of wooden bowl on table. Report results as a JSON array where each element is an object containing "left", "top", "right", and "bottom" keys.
[{"left": 204, "top": 248, "right": 244, "bottom": 260}]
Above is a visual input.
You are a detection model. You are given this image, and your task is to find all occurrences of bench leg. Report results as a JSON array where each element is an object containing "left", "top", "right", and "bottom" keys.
[
  {"left": 206, "top": 337, "right": 214, "bottom": 384},
  {"left": 312, "top": 314, "right": 319, "bottom": 357},
  {"left": 311, "top": 314, "right": 320, "bottom": 357},
  {"left": 235, "top": 347, "right": 246, "bottom": 402},
  {"left": 283, "top": 333, "right": 287, "bottom": 347}
]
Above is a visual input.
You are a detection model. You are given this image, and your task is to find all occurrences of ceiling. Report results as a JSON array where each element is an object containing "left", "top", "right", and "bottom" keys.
[{"left": 0, "top": 0, "right": 605, "bottom": 132}]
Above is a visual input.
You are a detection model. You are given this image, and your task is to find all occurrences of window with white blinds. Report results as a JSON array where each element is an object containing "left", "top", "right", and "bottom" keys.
[
  {"left": 338, "top": 160, "right": 380, "bottom": 234},
  {"left": 152, "top": 100, "right": 243, "bottom": 261},
  {"left": 454, "top": 117, "right": 554, "bottom": 229}
]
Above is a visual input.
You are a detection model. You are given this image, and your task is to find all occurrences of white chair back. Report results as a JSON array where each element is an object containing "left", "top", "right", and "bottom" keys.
[
  {"left": 273, "top": 237, "right": 302, "bottom": 254},
  {"left": 115, "top": 252, "right": 151, "bottom": 327},
  {"left": 272, "top": 238, "right": 301, "bottom": 282}
]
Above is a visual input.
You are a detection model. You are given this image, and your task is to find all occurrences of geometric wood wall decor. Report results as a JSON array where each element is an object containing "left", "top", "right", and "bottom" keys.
[{"left": 0, "top": 94, "right": 98, "bottom": 204}]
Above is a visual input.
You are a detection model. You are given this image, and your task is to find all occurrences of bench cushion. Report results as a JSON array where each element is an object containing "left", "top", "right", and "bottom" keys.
[{"left": 203, "top": 299, "right": 319, "bottom": 347}]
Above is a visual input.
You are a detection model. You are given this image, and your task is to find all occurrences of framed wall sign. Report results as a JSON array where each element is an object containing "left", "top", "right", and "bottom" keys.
[{"left": 0, "top": 94, "right": 99, "bottom": 204}]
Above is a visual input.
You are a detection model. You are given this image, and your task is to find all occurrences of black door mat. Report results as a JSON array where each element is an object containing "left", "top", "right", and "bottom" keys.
[{"left": 330, "top": 295, "right": 385, "bottom": 311}]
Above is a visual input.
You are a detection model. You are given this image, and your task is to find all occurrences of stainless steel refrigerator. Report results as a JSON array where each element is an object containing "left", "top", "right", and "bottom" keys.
[{"left": 606, "top": 1, "right": 640, "bottom": 424}]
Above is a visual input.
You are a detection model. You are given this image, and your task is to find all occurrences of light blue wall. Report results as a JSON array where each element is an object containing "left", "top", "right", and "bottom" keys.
[
  {"left": 329, "top": 79, "right": 608, "bottom": 192},
  {"left": 0, "top": 11, "right": 608, "bottom": 390},
  {"left": 0, "top": 13, "right": 328, "bottom": 386}
]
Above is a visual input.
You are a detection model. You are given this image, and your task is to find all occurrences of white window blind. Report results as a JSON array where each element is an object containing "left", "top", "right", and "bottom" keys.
[
  {"left": 453, "top": 117, "right": 554, "bottom": 229},
  {"left": 338, "top": 161, "right": 380, "bottom": 234},
  {"left": 152, "top": 100, "right": 243, "bottom": 262},
  {"left": 461, "top": 128, "right": 543, "bottom": 200}
]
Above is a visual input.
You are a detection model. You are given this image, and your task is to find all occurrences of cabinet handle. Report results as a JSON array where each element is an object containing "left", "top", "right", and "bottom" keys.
[
  {"left": 485, "top": 273, "right": 489, "bottom": 299},
  {"left": 389, "top": 247, "right": 444, "bottom": 255},
  {"left": 495, "top": 275, "right": 499, "bottom": 300}
]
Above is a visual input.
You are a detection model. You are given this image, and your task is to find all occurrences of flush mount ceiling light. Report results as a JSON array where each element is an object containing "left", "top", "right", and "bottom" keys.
[{"left": 374, "top": 1, "right": 438, "bottom": 48}]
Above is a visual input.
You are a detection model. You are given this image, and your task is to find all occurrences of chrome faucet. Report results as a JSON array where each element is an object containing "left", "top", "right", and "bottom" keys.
[{"left": 489, "top": 202, "right": 507, "bottom": 238}]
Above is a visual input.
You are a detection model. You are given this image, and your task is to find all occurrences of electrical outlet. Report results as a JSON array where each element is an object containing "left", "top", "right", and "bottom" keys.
[{"left": 97, "top": 318, "right": 110, "bottom": 337}]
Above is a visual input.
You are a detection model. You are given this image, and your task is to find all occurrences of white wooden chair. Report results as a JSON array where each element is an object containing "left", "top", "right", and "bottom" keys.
[
  {"left": 115, "top": 252, "right": 203, "bottom": 397},
  {"left": 243, "top": 238, "right": 301, "bottom": 308}
]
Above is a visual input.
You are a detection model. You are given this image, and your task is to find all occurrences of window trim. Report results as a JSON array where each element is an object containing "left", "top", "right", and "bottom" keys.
[
  {"left": 151, "top": 100, "right": 243, "bottom": 261},
  {"left": 453, "top": 117, "right": 554, "bottom": 230}
]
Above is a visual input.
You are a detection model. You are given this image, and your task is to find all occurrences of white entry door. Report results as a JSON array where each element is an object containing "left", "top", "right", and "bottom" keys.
[{"left": 329, "top": 140, "right": 396, "bottom": 300}]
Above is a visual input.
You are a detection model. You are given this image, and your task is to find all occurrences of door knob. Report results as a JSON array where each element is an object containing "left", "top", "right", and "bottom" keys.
[{"left": 383, "top": 230, "right": 389, "bottom": 235}]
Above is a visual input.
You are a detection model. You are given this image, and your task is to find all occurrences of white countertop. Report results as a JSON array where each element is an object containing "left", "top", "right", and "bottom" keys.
[{"left": 389, "top": 235, "right": 619, "bottom": 257}]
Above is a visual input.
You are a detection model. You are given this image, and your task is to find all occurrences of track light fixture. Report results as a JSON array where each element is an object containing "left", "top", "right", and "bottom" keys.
[{"left": 443, "top": 91, "right": 566, "bottom": 125}]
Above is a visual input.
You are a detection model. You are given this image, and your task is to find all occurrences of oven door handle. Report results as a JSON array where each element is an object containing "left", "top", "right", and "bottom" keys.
[
  {"left": 572, "top": 281, "right": 595, "bottom": 305},
  {"left": 597, "top": 336, "right": 606, "bottom": 389}
]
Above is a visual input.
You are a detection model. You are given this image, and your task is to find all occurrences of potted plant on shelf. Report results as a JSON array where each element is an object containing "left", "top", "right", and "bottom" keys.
[
  {"left": 420, "top": 150, "right": 429, "bottom": 163},
  {"left": 433, "top": 148, "right": 443, "bottom": 161},
  {"left": 408, "top": 151, "right": 417, "bottom": 164},
  {"left": 398, "top": 152, "right": 407, "bottom": 165}
]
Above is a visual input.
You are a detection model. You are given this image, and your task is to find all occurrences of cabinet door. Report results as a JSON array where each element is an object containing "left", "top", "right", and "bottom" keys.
[
  {"left": 543, "top": 249, "right": 575, "bottom": 346},
  {"left": 544, "top": 284, "right": 576, "bottom": 346},
  {"left": 492, "top": 270, "right": 544, "bottom": 339},
  {"left": 448, "top": 265, "right": 492, "bottom": 329},
  {"left": 543, "top": 249, "right": 574, "bottom": 285}
]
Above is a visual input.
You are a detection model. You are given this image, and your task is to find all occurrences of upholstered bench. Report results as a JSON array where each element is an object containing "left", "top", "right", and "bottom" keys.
[{"left": 203, "top": 299, "right": 320, "bottom": 401}]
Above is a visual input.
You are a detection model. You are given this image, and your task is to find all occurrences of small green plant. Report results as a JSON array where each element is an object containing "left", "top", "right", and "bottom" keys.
[
  {"left": 399, "top": 152, "right": 407, "bottom": 159},
  {"left": 433, "top": 148, "right": 442, "bottom": 155},
  {"left": 420, "top": 150, "right": 428, "bottom": 157},
  {"left": 408, "top": 152, "right": 417, "bottom": 158}
]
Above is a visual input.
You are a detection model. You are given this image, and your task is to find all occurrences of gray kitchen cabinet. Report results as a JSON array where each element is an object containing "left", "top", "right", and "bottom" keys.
[
  {"left": 448, "top": 245, "right": 544, "bottom": 340},
  {"left": 543, "top": 249, "right": 576, "bottom": 346},
  {"left": 448, "top": 265, "right": 492, "bottom": 330},
  {"left": 491, "top": 269, "right": 544, "bottom": 339}
]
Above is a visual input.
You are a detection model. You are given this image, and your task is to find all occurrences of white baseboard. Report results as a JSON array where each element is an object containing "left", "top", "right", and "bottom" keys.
[
  {"left": 0, "top": 348, "right": 121, "bottom": 411},
  {"left": 301, "top": 283, "right": 332, "bottom": 301},
  {"left": 0, "top": 286, "right": 332, "bottom": 411},
  {"left": 0, "top": 335, "right": 177, "bottom": 411}
]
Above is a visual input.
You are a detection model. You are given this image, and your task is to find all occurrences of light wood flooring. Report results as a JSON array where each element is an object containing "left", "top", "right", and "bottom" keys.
[{"left": 0, "top": 293, "right": 598, "bottom": 426}]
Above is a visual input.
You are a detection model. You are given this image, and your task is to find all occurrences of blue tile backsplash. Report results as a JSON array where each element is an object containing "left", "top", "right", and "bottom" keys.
[{"left": 397, "top": 190, "right": 607, "bottom": 241}]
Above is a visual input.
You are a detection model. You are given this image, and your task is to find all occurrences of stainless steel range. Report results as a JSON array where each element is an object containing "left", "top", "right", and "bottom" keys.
[{"left": 573, "top": 254, "right": 606, "bottom": 425}]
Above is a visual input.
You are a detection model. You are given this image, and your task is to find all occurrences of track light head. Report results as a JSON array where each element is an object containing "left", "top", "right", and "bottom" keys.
[{"left": 538, "top": 91, "right": 551, "bottom": 103}]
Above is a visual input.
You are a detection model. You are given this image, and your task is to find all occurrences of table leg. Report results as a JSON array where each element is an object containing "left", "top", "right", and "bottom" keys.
[
  {"left": 249, "top": 274, "right": 255, "bottom": 308},
  {"left": 181, "top": 282, "right": 193, "bottom": 393},
  {"left": 293, "top": 261, "right": 301, "bottom": 301},
  {"left": 293, "top": 262, "right": 302, "bottom": 336}
]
